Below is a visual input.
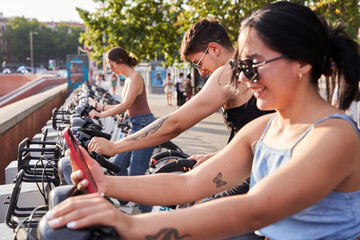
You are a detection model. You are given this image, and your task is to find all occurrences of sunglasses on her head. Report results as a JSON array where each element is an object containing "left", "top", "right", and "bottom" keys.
[
  {"left": 229, "top": 55, "right": 287, "bottom": 82},
  {"left": 193, "top": 39, "right": 221, "bottom": 70}
]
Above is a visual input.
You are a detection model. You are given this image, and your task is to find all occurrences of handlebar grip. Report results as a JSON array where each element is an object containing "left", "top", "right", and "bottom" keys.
[
  {"left": 176, "top": 159, "right": 196, "bottom": 169},
  {"left": 90, "top": 128, "right": 111, "bottom": 140},
  {"left": 90, "top": 151, "right": 120, "bottom": 173},
  {"left": 100, "top": 158, "right": 121, "bottom": 173}
]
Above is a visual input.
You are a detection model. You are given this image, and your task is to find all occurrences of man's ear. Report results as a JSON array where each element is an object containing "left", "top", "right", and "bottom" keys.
[{"left": 208, "top": 42, "right": 221, "bottom": 56}]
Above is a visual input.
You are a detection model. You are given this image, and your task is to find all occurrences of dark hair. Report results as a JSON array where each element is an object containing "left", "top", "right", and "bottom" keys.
[
  {"left": 232, "top": 2, "right": 360, "bottom": 110},
  {"left": 106, "top": 47, "right": 138, "bottom": 67},
  {"left": 180, "top": 18, "right": 234, "bottom": 62}
]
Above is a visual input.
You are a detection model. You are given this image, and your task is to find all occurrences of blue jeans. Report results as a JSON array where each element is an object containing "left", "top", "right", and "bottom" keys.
[
  {"left": 113, "top": 113, "right": 155, "bottom": 176},
  {"left": 113, "top": 113, "right": 156, "bottom": 213},
  {"left": 58, "top": 156, "right": 72, "bottom": 185}
]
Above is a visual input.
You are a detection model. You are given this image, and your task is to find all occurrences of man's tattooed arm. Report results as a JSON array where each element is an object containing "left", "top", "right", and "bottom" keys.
[
  {"left": 213, "top": 172, "right": 227, "bottom": 188},
  {"left": 126, "top": 115, "right": 170, "bottom": 141},
  {"left": 145, "top": 228, "right": 191, "bottom": 240}
]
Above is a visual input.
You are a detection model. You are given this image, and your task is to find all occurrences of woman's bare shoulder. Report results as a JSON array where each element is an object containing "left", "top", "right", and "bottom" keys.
[{"left": 129, "top": 71, "right": 144, "bottom": 82}]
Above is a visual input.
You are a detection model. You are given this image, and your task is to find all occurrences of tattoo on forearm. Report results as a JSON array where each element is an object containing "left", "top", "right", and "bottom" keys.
[
  {"left": 126, "top": 116, "right": 170, "bottom": 141},
  {"left": 213, "top": 172, "right": 227, "bottom": 188},
  {"left": 145, "top": 228, "right": 191, "bottom": 240}
]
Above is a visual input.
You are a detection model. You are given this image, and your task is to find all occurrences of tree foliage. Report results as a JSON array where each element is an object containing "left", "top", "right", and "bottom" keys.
[
  {"left": 6, "top": 0, "right": 357, "bottom": 68},
  {"left": 77, "top": 0, "right": 185, "bottom": 65},
  {"left": 78, "top": 0, "right": 359, "bottom": 66},
  {"left": 3, "top": 17, "right": 84, "bottom": 68}
]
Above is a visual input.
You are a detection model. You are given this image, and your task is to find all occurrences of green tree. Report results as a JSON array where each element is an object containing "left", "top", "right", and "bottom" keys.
[
  {"left": 178, "top": 0, "right": 273, "bottom": 47},
  {"left": 178, "top": 0, "right": 359, "bottom": 48},
  {"left": 3, "top": 17, "right": 85, "bottom": 68},
  {"left": 309, "top": 0, "right": 360, "bottom": 39},
  {"left": 54, "top": 24, "right": 85, "bottom": 66},
  {"left": 3, "top": 17, "right": 35, "bottom": 63},
  {"left": 77, "top": 0, "right": 359, "bottom": 65},
  {"left": 77, "top": 0, "right": 185, "bottom": 65},
  {"left": 33, "top": 24, "right": 55, "bottom": 66}
]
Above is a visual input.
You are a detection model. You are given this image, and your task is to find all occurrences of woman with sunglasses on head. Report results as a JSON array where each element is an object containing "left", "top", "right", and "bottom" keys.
[{"left": 48, "top": 3, "right": 360, "bottom": 239}]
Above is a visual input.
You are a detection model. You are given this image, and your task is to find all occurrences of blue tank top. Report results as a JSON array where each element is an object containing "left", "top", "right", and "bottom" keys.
[{"left": 250, "top": 113, "right": 360, "bottom": 240}]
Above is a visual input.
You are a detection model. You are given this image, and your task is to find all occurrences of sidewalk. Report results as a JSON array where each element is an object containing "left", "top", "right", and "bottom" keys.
[
  {"left": 147, "top": 93, "right": 229, "bottom": 156},
  {"left": 110, "top": 83, "right": 229, "bottom": 156}
]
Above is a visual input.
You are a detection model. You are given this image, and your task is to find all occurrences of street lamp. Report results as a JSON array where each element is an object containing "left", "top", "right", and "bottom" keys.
[{"left": 30, "top": 31, "right": 38, "bottom": 73}]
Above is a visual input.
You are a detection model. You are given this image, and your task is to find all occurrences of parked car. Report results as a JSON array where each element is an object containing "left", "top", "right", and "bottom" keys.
[
  {"left": 2, "top": 68, "right": 11, "bottom": 74},
  {"left": 16, "top": 66, "right": 32, "bottom": 74}
]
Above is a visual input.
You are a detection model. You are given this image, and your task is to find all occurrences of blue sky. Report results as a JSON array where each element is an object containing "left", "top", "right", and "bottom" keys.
[{"left": 0, "top": 0, "right": 98, "bottom": 23}]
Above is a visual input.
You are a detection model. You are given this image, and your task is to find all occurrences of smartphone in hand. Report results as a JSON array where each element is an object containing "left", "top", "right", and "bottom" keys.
[
  {"left": 62, "top": 127, "right": 98, "bottom": 193},
  {"left": 88, "top": 98, "right": 97, "bottom": 109}
]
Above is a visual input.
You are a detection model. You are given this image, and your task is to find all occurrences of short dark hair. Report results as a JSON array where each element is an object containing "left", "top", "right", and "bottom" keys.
[{"left": 179, "top": 18, "right": 233, "bottom": 62}]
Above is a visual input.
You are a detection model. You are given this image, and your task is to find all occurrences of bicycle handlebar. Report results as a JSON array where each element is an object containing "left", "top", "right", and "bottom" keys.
[
  {"left": 90, "top": 151, "right": 120, "bottom": 174},
  {"left": 176, "top": 159, "right": 196, "bottom": 168},
  {"left": 79, "top": 128, "right": 111, "bottom": 140}
]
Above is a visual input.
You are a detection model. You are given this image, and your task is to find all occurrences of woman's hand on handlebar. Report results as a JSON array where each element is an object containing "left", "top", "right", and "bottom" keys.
[
  {"left": 88, "top": 137, "right": 116, "bottom": 156},
  {"left": 46, "top": 192, "right": 132, "bottom": 238},
  {"left": 188, "top": 152, "right": 216, "bottom": 168},
  {"left": 88, "top": 109, "right": 102, "bottom": 119},
  {"left": 69, "top": 146, "right": 106, "bottom": 193}
]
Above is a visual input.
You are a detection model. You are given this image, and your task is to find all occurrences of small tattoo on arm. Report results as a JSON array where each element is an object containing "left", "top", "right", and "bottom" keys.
[
  {"left": 213, "top": 172, "right": 227, "bottom": 188},
  {"left": 126, "top": 116, "right": 170, "bottom": 141},
  {"left": 145, "top": 228, "right": 191, "bottom": 240}
]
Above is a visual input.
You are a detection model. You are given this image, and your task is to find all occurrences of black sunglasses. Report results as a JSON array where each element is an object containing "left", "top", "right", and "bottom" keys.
[{"left": 229, "top": 55, "right": 287, "bottom": 82}]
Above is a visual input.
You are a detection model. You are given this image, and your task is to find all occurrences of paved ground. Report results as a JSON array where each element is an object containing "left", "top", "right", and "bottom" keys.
[
  {"left": 147, "top": 93, "right": 229, "bottom": 156},
  {"left": 111, "top": 83, "right": 229, "bottom": 156}
]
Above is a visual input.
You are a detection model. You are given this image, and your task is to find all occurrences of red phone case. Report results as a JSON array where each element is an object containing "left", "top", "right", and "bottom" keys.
[{"left": 62, "top": 127, "right": 98, "bottom": 193}]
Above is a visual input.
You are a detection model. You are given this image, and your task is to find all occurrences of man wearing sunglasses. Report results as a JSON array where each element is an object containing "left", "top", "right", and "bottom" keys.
[
  {"left": 182, "top": 31, "right": 233, "bottom": 77},
  {"left": 179, "top": 19, "right": 274, "bottom": 165}
]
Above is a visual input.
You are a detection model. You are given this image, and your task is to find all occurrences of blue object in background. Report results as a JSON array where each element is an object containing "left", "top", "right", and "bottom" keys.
[
  {"left": 151, "top": 67, "right": 165, "bottom": 87},
  {"left": 66, "top": 55, "right": 89, "bottom": 95},
  {"left": 119, "top": 74, "right": 126, "bottom": 81}
]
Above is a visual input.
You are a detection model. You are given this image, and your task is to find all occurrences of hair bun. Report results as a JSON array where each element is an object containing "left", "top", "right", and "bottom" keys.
[{"left": 128, "top": 56, "right": 138, "bottom": 66}]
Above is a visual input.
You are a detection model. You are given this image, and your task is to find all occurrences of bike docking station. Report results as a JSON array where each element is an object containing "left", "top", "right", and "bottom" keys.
[
  {"left": 0, "top": 81, "right": 195, "bottom": 239},
  {"left": 0, "top": 82, "right": 120, "bottom": 239}
]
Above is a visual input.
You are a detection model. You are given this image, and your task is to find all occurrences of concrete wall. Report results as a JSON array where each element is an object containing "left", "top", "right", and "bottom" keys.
[
  {"left": 0, "top": 74, "right": 48, "bottom": 96},
  {"left": 0, "top": 83, "right": 67, "bottom": 184},
  {"left": 0, "top": 75, "right": 66, "bottom": 107}
]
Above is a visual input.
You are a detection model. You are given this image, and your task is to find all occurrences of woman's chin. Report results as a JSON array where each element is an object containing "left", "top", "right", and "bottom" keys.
[{"left": 256, "top": 100, "right": 274, "bottom": 112}]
